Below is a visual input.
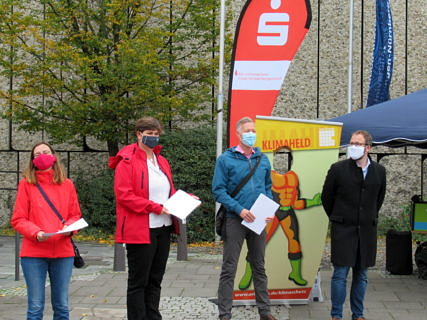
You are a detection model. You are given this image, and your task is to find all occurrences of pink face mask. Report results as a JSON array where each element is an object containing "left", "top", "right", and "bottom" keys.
[{"left": 33, "top": 154, "right": 57, "bottom": 170}]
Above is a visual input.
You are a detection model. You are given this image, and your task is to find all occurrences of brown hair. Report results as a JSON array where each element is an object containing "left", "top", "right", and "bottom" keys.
[
  {"left": 351, "top": 130, "right": 373, "bottom": 146},
  {"left": 23, "top": 142, "right": 67, "bottom": 184},
  {"left": 135, "top": 116, "right": 163, "bottom": 134}
]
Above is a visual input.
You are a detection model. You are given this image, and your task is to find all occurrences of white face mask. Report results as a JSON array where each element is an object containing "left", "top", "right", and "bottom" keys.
[{"left": 347, "top": 145, "right": 365, "bottom": 160}]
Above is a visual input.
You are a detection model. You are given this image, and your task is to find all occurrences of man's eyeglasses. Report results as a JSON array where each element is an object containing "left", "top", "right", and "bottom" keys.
[{"left": 349, "top": 143, "right": 366, "bottom": 147}]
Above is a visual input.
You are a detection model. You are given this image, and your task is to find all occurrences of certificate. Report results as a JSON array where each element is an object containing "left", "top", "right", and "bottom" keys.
[
  {"left": 44, "top": 218, "right": 89, "bottom": 236},
  {"left": 163, "top": 189, "right": 201, "bottom": 220},
  {"left": 242, "top": 193, "right": 279, "bottom": 235}
]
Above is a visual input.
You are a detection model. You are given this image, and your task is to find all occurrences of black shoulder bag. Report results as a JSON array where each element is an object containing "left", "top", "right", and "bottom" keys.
[
  {"left": 215, "top": 155, "right": 262, "bottom": 238},
  {"left": 36, "top": 184, "right": 85, "bottom": 268}
]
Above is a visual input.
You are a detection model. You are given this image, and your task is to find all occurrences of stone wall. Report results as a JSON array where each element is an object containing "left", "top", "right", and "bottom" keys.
[{"left": 0, "top": 0, "right": 426, "bottom": 225}]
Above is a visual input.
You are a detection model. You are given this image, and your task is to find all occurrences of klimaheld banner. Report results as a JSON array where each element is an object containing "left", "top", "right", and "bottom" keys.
[
  {"left": 366, "top": 0, "right": 394, "bottom": 107},
  {"left": 233, "top": 116, "right": 342, "bottom": 304},
  {"left": 227, "top": 0, "right": 312, "bottom": 147}
]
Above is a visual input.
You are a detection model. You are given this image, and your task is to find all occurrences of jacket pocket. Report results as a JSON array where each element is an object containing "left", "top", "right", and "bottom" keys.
[{"left": 330, "top": 215, "right": 344, "bottom": 223}]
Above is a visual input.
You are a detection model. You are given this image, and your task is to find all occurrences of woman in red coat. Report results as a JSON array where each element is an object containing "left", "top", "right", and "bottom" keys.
[
  {"left": 109, "top": 116, "right": 179, "bottom": 320},
  {"left": 11, "top": 142, "right": 82, "bottom": 320}
]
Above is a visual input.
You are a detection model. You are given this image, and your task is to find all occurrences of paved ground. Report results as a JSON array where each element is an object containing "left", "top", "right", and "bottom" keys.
[{"left": 0, "top": 236, "right": 426, "bottom": 320}]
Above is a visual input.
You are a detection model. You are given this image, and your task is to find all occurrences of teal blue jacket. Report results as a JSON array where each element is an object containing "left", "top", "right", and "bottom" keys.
[{"left": 212, "top": 147, "right": 272, "bottom": 218}]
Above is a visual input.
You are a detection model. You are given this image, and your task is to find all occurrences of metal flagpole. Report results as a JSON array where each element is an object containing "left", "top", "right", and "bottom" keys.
[
  {"left": 347, "top": 0, "right": 354, "bottom": 113},
  {"left": 216, "top": 0, "right": 225, "bottom": 157},
  {"left": 215, "top": 0, "right": 226, "bottom": 241}
]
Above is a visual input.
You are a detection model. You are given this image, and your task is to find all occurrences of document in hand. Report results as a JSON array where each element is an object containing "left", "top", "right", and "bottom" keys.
[
  {"left": 163, "top": 189, "right": 201, "bottom": 220},
  {"left": 44, "top": 218, "right": 89, "bottom": 236},
  {"left": 241, "top": 193, "right": 279, "bottom": 235}
]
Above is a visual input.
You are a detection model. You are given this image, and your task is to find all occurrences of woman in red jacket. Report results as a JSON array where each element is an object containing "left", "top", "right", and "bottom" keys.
[
  {"left": 109, "top": 116, "right": 179, "bottom": 320},
  {"left": 11, "top": 142, "right": 82, "bottom": 320}
]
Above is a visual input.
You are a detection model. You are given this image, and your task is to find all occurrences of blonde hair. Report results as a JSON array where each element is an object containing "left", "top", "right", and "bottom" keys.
[
  {"left": 236, "top": 117, "right": 254, "bottom": 133},
  {"left": 23, "top": 142, "right": 67, "bottom": 184}
]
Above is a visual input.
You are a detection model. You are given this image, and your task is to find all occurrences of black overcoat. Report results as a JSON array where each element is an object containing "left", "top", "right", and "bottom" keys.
[{"left": 321, "top": 158, "right": 386, "bottom": 268}]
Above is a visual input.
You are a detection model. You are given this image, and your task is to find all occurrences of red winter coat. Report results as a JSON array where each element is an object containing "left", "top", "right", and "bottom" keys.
[
  {"left": 108, "top": 143, "right": 179, "bottom": 244},
  {"left": 11, "top": 170, "right": 82, "bottom": 258}
]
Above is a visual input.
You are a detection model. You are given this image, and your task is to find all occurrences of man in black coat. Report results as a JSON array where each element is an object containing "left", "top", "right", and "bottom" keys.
[{"left": 321, "top": 130, "right": 386, "bottom": 320}]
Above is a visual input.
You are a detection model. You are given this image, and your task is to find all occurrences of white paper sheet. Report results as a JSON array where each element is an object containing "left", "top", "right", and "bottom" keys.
[
  {"left": 44, "top": 218, "right": 89, "bottom": 236},
  {"left": 163, "top": 189, "right": 201, "bottom": 220},
  {"left": 241, "top": 193, "right": 279, "bottom": 235}
]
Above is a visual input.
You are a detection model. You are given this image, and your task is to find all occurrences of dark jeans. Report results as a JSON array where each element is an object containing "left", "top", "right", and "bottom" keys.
[
  {"left": 218, "top": 217, "right": 270, "bottom": 319},
  {"left": 331, "top": 265, "right": 368, "bottom": 319},
  {"left": 126, "top": 226, "right": 171, "bottom": 320}
]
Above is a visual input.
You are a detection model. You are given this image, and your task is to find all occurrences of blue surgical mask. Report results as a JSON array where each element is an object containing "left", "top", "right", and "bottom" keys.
[
  {"left": 241, "top": 132, "right": 256, "bottom": 147},
  {"left": 142, "top": 135, "right": 159, "bottom": 149}
]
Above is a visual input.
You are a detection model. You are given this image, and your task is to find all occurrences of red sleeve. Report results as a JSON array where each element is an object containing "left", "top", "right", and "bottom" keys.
[
  {"left": 10, "top": 179, "right": 42, "bottom": 239},
  {"left": 114, "top": 160, "right": 163, "bottom": 215}
]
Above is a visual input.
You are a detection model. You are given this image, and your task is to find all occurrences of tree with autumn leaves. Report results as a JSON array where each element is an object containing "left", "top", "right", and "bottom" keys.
[{"left": 0, "top": 0, "right": 223, "bottom": 155}]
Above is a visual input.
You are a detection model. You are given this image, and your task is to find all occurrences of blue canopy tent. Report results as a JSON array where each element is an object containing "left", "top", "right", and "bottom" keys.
[{"left": 329, "top": 88, "right": 427, "bottom": 148}]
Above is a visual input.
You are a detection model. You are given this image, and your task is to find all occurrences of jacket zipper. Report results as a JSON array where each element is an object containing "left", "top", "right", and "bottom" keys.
[
  {"left": 121, "top": 216, "right": 126, "bottom": 238},
  {"left": 248, "top": 157, "right": 255, "bottom": 192}
]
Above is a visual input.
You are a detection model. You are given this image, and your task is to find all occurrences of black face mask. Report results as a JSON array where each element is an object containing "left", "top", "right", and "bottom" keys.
[{"left": 142, "top": 135, "right": 160, "bottom": 149}]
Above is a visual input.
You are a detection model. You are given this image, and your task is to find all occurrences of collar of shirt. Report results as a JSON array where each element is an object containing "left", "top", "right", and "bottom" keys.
[
  {"left": 236, "top": 145, "right": 255, "bottom": 159},
  {"left": 357, "top": 157, "right": 371, "bottom": 179}
]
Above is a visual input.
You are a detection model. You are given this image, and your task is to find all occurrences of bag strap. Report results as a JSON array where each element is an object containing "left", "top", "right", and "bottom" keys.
[
  {"left": 229, "top": 154, "right": 262, "bottom": 198},
  {"left": 36, "top": 184, "right": 66, "bottom": 224},
  {"left": 36, "top": 184, "right": 78, "bottom": 248}
]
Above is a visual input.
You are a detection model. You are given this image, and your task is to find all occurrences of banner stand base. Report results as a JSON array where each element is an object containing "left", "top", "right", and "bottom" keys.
[
  {"left": 232, "top": 299, "right": 309, "bottom": 306},
  {"left": 309, "top": 271, "right": 324, "bottom": 302}
]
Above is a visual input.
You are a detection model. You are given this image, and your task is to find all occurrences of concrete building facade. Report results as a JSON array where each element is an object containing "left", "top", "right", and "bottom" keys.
[{"left": 0, "top": 0, "right": 426, "bottom": 226}]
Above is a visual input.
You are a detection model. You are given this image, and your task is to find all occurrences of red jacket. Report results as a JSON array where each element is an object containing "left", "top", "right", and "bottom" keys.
[
  {"left": 11, "top": 170, "right": 82, "bottom": 258},
  {"left": 108, "top": 143, "right": 179, "bottom": 244}
]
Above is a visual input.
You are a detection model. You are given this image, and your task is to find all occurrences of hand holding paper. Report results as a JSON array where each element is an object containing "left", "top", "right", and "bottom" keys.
[
  {"left": 241, "top": 194, "right": 279, "bottom": 235},
  {"left": 44, "top": 218, "right": 89, "bottom": 237},
  {"left": 240, "top": 208, "right": 256, "bottom": 223},
  {"left": 163, "top": 190, "right": 201, "bottom": 220}
]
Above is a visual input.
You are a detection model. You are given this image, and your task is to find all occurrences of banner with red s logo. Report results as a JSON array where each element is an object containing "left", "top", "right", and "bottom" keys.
[{"left": 227, "top": 0, "right": 312, "bottom": 146}]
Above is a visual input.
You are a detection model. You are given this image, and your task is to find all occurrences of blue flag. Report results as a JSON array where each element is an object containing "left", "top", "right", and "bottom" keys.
[{"left": 366, "top": 0, "right": 394, "bottom": 107}]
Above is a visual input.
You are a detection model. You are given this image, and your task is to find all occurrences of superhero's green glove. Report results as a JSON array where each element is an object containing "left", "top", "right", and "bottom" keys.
[{"left": 305, "top": 192, "right": 322, "bottom": 208}]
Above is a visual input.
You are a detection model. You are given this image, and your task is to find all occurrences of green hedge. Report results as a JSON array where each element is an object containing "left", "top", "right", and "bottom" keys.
[
  {"left": 75, "top": 170, "right": 116, "bottom": 235},
  {"left": 161, "top": 127, "right": 217, "bottom": 242},
  {"left": 75, "top": 126, "right": 218, "bottom": 242}
]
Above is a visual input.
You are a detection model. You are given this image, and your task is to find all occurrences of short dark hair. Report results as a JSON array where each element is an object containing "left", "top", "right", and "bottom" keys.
[
  {"left": 135, "top": 116, "right": 163, "bottom": 133},
  {"left": 351, "top": 130, "right": 373, "bottom": 146}
]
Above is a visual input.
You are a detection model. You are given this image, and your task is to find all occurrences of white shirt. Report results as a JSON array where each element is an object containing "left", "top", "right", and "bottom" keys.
[{"left": 147, "top": 155, "right": 172, "bottom": 228}]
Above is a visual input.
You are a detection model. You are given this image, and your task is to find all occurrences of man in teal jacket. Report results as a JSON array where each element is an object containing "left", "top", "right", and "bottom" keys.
[{"left": 212, "top": 117, "right": 276, "bottom": 320}]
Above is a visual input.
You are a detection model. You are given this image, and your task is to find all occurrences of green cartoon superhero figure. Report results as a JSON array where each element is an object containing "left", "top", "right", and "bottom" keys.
[{"left": 239, "top": 150, "right": 322, "bottom": 288}]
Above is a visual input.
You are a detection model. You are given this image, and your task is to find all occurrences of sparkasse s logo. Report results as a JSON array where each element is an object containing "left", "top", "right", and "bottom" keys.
[{"left": 257, "top": 0, "right": 289, "bottom": 46}]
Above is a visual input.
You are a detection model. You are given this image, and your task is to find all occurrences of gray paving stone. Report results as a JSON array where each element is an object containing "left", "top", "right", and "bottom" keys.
[
  {"left": 383, "top": 301, "right": 425, "bottom": 310},
  {"left": 2, "top": 237, "right": 427, "bottom": 320},
  {"left": 161, "top": 287, "right": 184, "bottom": 296}
]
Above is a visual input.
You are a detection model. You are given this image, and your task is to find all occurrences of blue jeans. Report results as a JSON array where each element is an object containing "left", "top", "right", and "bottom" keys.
[
  {"left": 331, "top": 265, "right": 368, "bottom": 320},
  {"left": 21, "top": 257, "right": 74, "bottom": 320}
]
